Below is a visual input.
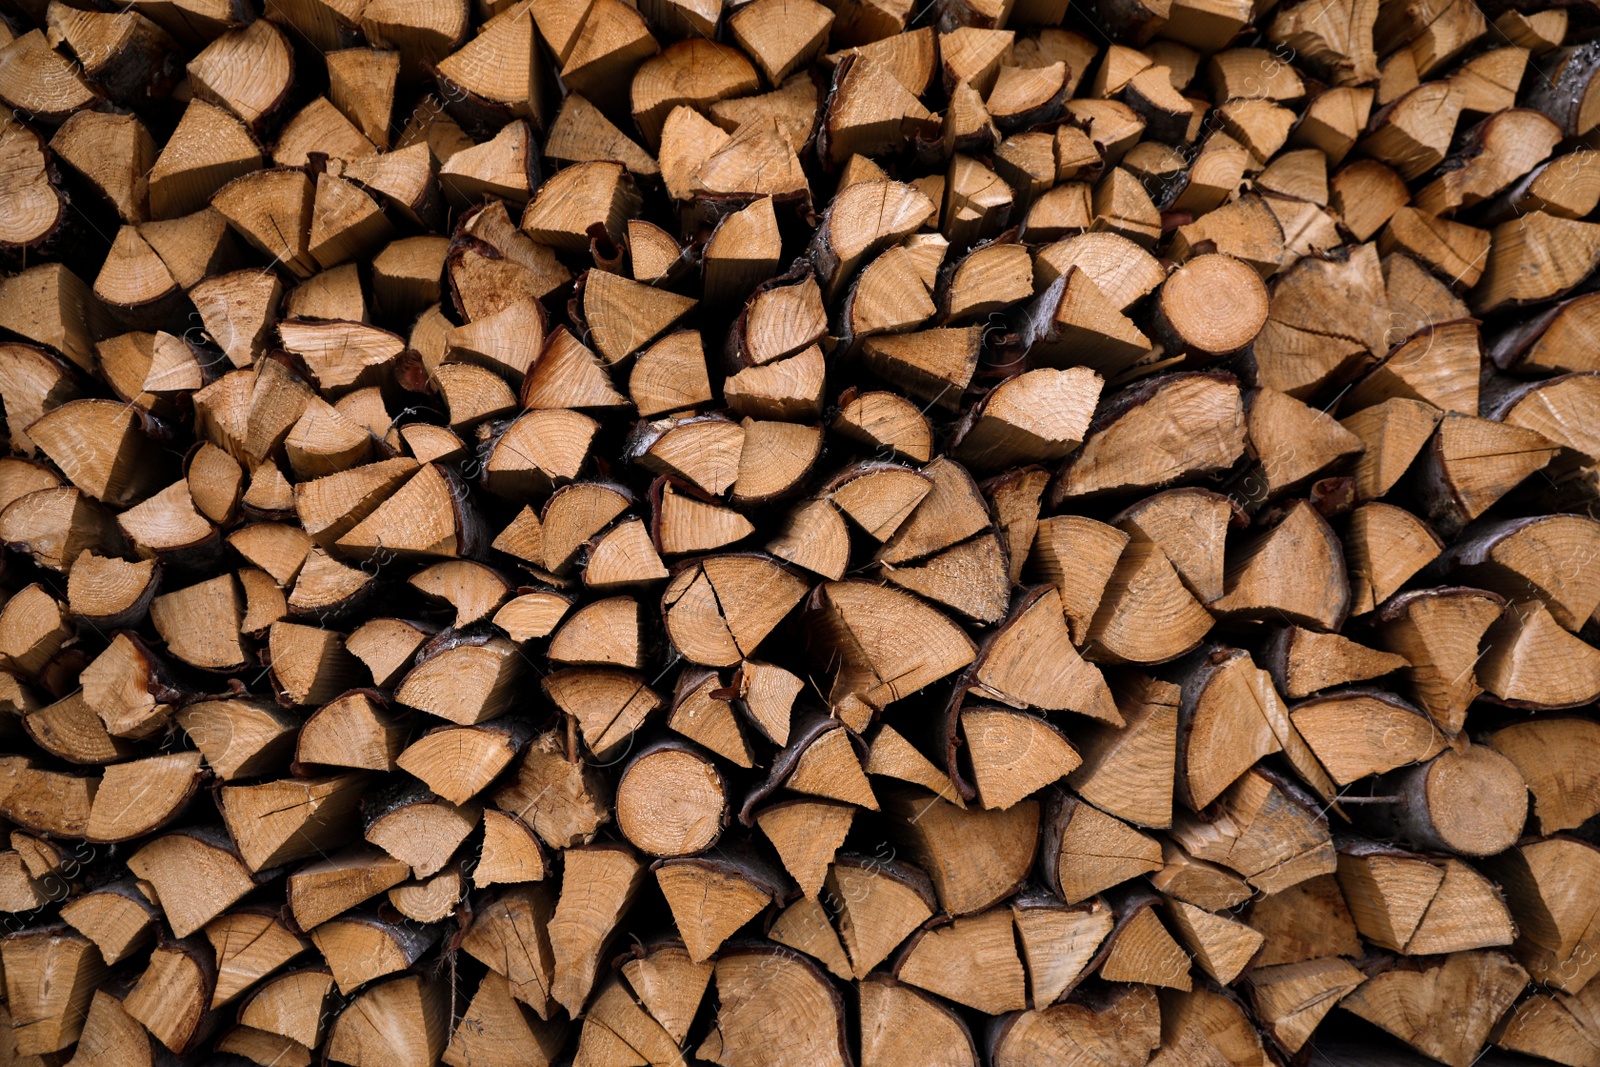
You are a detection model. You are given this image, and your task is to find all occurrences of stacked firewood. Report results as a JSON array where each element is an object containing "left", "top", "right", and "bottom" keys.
[{"left": 2, "top": 0, "right": 1600, "bottom": 1063}]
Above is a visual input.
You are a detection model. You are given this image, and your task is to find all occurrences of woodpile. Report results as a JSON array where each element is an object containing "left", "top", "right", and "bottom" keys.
[{"left": 3, "top": 0, "right": 1600, "bottom": 1063}]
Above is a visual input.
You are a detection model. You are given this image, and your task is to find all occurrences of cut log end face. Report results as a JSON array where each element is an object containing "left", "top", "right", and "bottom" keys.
[
  {"left": 2, "top": 2, "right": 1596, "bottom": 1065},
  {"left": 616, "top": 745, "right": 727, "bottom": 857}
]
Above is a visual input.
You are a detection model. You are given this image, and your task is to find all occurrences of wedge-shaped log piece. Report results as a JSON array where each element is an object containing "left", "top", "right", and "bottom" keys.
[
  {"left": 1039, "top": 792, "right": 1162, "bottom": 905},
  {"left": 459, "top": 883, "right": 556, "bottom": 1016},
  {"left": 187, "top": 19, "right": 294, "bottom": 128},
  {"left": 1246, "top": 242, "right": 1389, "bottom": 398},
  {"left": 493, "top": 592, "right": 574, "bottom": 644},
  {"left": 1493, "top": 981, "right": 1600, "bottom": 1067},
  {"left": 310, "top": 913, "right": 437, "bottom": 995},
  {"left": 822, "top": 853, "right": 932, "bottom": 979},
  {"left": 1164, "top": 898, "right": 1263, "bottom": 985},
  {"left": 1173, "top": 645, "right": 1333, "bottom": 810},
  {"left": 1416, "top": 413, "right": 1558, "bottom": 536},
  {"left": 859, "top": 974, "right": 979, "bottom": 1067},
  {"left": 1247, "top": 874, "right": 1360, "bottom": 967},
  {"left": 59, "top": 882, "right": 158, "bottom": 965},
  {"left": 575, "top": 971, "right": 685, "bottom": 1065},
  {"left": 657, "top": 848, "right": 784, "bottom": 964},
  {"left": 28, "top": 399, "right": 164, "bottom": 508},
  {"left": 860, "top": 325, "right": 983, "bottom": 412},
  {"left": 1346, "top": 320, "right": 1480, "bottom": 416},
  {"left": 1084, "top": 540, "right": 1214, "bottom": 665},
  {"left": 281, "top": 323, "right": 406, "bottom": 398},
  {"left": 1238, "top": 386, "right": 1365, "bottom": 503},
  {"left": 475, "top": 809, "right": 549, "bottom": 888},
  {"left": 480, "top": 409, "right": 598, "bottom": 498},
  {"left": 1156, "top": 986, "right": 1272, "bottom": 1067},
  {"left": 397, "top": 720, "right": 529, "bottom": 805},
  {"left": 550, "top": 844, "right": 645, "bottom": 1014},
  {"left": 1109, "top": 488, "right": 1233, "bottom": 605},
  {"left": 123, "top": 938, "right": 218, "bottom": 1053},
  {"left": 211, "top": 169, "right": 317, "bottom": 279},
  {"left": 1491, "top": 293, "right": 1600, "bottom": 375},
  {"left": 583, "top": 268, "right": 695, "bottom": 365},
  {"left": 1018, "top": 266, "right": 1151, "bottom": 376},
  {"left": 546, "top": 93, "right": 657, "bottom": 177},
  {"left": 438, "top": 120, "right": 539, "bottom": 207},
  {"left": 1169, "top": 769, "right": 1334, "bottom": 895},
  {"left": 175, "top": 697, "right": 297, "bottom": 780},
  {"left": 1289, "top": 689, "right": 1443, "bottom": 785},
  {"left": 809, "top": 179, "right": 935, "bottom": 301},
  {"left": 1477, "top": 601, "right": 1600, "bottom": 709},
  {"left": 0, "top": 758, "right": 97, "bottom": 837},
  {"left": 297, "top": 694, "right": 406, "bottom": 777},
  {"left": 961, "top": 707, "right": 1080, "bottom": 810},
  {"left": 70, "top": 987, "right": 173, "bottom": 1067},
  {"left": 805, "top": 580, "right": 976, "bottom": 716},
  {"left": 1098, "top": 888, "right": 1192, "bottom": 991},
  {"left": 895, "top": 907, "right": 1027, "bottom": 1014},
  {"left": 395, "top": 632, "right": 521, "bottom": 724},
  {"left": 433, "top": 0, "right": 550, "bottom": 132},
  {"left": 754, "top": 798, "right": 855, "bottom": 899},
  {"left": 827, "top": 462, "right": 932, "bottom": 542},
  {"left": 0, "top": 926, "right": 108, "bottom": 1054},
  {"left": 1052, "top": 373, "right": 1245, "bottom": 502},
  {"left": 1266, "top": 626, "right": 1408, "bottom": 698},
  {"left": 989, "top": 984, "right": 1161, "bottom": 1067},
  {"left": 731, "top": 659, "right": 803, "bottom": 747},
  {"left": 865, "top": 723, "right": 963, "bottom": 803},
  {"left": 665, "top": 668, "right": 753, "bottom": 768},
  {"left": 615, "top": 941, "right": 712, "bottom": 1049},
  {"left": 822, "top": 51, "right": 936, "bottom": 165},
  {"left": 1026, "top": 515, "right": 1127, "bottom": 642},
  {"left": 1212, "top": 501, "right": 1349, "bottom": 631},
  {"left": 205, "top": 909, "right": 309, "bottom": 1008},
  {"left": 1375, "top": 586, "right": 1503, "bottom": 734},
  {"left": 363, "top": 784, "right": 478, "bottom": 878},
  {"left": 445, "top": 971, "right": 565, "bottom": 1067},
  {"left": 128, "top": 827, "right": 258, "bottom": 938},
  {"left": 882, "top": 786, "right": 1038, "bottom": 915},
  {"left": 492, "top": 730, "right": 612, "bottom": 849},
  {"left": 1474, "top": 212, "right": 1600, "bottom": 315},
  {"left": 627, "top": 413, "right": 743, "bottom": 496},
  {"left": 950, "top": 368, "right": 1102, "bottom": 472},
  {"left": 969, "top": 585, "right": 1118, "bottom": 721},
  {"left": 326, "top": 975, "right": 449, "bottom": 1067},
  {"left": 1067, "top": 674, "right": 1177, "bottom": 829},
  {"left": 1010, "top": 892, "right": 1112, "bottom": 1007},
  {"left": 286, "top": 845, "right": 411, "bottom": 932},
  {"left": 1440, "top": 514, "right": 1600, "bottom": 631},
  {"left": 697, "top": 946, "right": 849, "bottom": 1067},
  {"left": 337, "top": 463, "right": 484, "bottom": 562},
  {"left": 732, "top": 418, "right": 821, "bottom": 505},
  {"left": 742, "top": 712, "right": 878, "bottom": 814},
  {"left": 1342, "top": 952, "right": 1528, "bottom": 1067},
  {"left": 1488, "top": 836, "right": 1600, "bottom": 994},
  {"left": 234, "top": 966, "right": 335, "bottom": 1051},
  {"left": 1248, "top": 957, "right": 1364, "bottom": 1054},
  {"left": 83, "top": 752, "right": 203, "bottom": 843},
  {"left": 1345, "top": 503, "right": 1443, "bottom": 617}
]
